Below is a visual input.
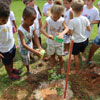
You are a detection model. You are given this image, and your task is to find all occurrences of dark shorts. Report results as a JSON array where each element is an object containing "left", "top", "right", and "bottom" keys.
[
  {"left": 72, "top": 39, "right": 88, "bottom": 55},
  {"left": 0, "top": 45, "right": 16, "bottom": 65}
]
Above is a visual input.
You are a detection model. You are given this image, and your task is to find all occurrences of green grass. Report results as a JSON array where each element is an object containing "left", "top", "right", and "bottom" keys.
[{"left": 0, "top": 0, "right": 100, "bottom": 100}]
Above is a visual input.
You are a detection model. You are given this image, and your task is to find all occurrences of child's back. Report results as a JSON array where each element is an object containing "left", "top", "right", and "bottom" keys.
[{"left": 69, "top": 15, "right": 90, "bottom": 43}]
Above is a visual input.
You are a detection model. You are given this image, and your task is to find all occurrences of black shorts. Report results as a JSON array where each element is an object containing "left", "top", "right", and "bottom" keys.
[
  {"left": 0, "top": 45, "right": 16, "bottom": 65},
  {"left": 72, "top": 39, "right": 88, "bottom": 55}
]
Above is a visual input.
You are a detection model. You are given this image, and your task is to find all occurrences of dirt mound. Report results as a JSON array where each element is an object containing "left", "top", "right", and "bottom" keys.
[{"left": 70, "top": 62, "right": 100, "bottom": 99}]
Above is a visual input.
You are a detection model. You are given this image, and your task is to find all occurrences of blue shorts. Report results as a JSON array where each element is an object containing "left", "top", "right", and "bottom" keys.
[
  {"left": 0, "top": 45, "right": 16, "bottom": 65},
  {"left": 94, "top": 36, "right": 100, "bottom": 46},
  {"left": 72, "top": 39, "right": 88, "bottom": 55}
]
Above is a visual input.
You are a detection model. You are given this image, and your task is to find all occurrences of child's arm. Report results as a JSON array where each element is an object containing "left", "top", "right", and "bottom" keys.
[
  {"left": 33, "top": 27, "right": 42, "bottom": 49},
  {"left": 86, "top": 26, "right": 91, "bottom": 31},
  {"left": 41, "top": 21, "right": 54, "bottom": 40},
  {"left": 39, "top": 18, "right": 42, "bottom": 29},
  {"left": 37, "top": 6, "right": 42, "bottom": 16},
  {"left": 12, "top": 20, "right": 17, "bottom": 29},
  {"left": 57, "top": 21, "right": 69, "bottom": 39},
  {"left": 70, "top": 10, "right": 73, "bottom": 19},
  {"left": 90, "top": 20, "right": 99, "bottom": 24},
  {"left": 18, "top": 30, "right": 41, "bottom": 57},
  {"left": 68, "top": 29, "right": 73, "bottom": 35},
  {"left": 43, "top": 13, "right": 48, "bottom": 17},
  {"left": 0, "top": 53, "right": 4, "bottom": 60}
]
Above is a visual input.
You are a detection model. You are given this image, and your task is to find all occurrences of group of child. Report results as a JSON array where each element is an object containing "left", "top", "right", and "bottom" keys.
[{"left": 0, "top": 0, "right": 100, "bottom": 80}]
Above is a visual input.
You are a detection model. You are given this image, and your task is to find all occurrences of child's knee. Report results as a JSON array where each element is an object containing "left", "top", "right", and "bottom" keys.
[{"left": 58, "top": 56, "right": 63, "bottom": 61}]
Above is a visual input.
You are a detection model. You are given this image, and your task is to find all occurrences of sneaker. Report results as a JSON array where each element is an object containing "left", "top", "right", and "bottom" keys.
[
  {"left": 9, "top": 74, "right": 20, "bottom": 81},
  {"left": 26, "top": 72, "right": 32, "bottom": 75},
  {"left": 63, "top": 52, "right": 69, "bottom": 56}
]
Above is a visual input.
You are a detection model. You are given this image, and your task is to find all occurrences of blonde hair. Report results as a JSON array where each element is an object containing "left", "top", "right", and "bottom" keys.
[
  {"left": 72, "top": 0, "right": 84, "bottom": 12},
  {"left": 50, "top": 4, "right": 64, "bottom": 16}
]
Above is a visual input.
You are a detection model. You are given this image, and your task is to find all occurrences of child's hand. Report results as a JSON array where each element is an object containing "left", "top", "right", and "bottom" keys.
[
  {"left": 34, "top": 50, "right": 41, "bottom": 57},
  {"left": 57, "top": 34, "right": 64, "bottom": 39},
  {"left": 56, "top": 33, "right": 60, "bottom": 35},
  {"left": 48, "top": 35, "right": 54, "bottom": 40}
]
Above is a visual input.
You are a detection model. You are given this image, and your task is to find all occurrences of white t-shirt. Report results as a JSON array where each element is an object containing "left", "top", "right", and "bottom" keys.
[
  {"left": 34, "top": 5, "right": 41, "bottom": 37},
  {"left": 64, "top": 8, "right": 72, "bottom": 25},
  {"left": 82, "top": 5, "right": 100, "bottom": 38},
  {"left": 10, "top": 11, "right": 15, "bottom": 27},
  {"left": 97, "top": 1, "right": 100, "bottom": 5},
  {"left": 46, "top": 16, "right": 64, "bottom": 46},
  {"left": 68, "top": 15, "right": 90, "bottom": 43},
  {"left": 0, "top": 18, "right": 14, "bottom": 53},
  {"left": 18, "top": 24, "right": 34, "bottom": 50},
  {"left": 42, "top": 2, "right": 53, "bottom": 15}
]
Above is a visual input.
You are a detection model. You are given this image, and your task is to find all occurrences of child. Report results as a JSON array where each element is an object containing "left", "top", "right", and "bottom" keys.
[
  {"left": 68, "top": 0, "right": 91, "bottom": 74},
  {"left": 18, "top": 6, "right": 41, "bottom": 73},
  {"left": 63, "top": 0, "right": 73, "bottom": 55},
  {"left": 42, "top": 0, "right": 53, "bottom": 17},
  {"left": 23, "top": 0, "right": 41, "bottom": 16},
  {"left": 41, "top": 5, "right": 69, "bottom": 74},
  {"left": 23, "top": 0, "right": 42, "bottom": 45},
  {"left": 83, "top": 0, "right": 87, "bottom": 5},
  {"left": 97, "top": 1, "right": 100, "bottom": 9},
  {"left": 82, "top": 0, "right": 99, "bottom": 40},
  {"left": 87, "top": 22, "right": 100, "bottom": 63},
  {"left": 0, "top": 2, "right": 20, "bottom": 80}
]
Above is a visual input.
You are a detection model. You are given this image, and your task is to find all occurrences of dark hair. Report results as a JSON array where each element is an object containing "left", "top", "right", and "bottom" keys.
[
  {"left": 23, "top": 0, "right": 34, "bottom": 5},
  {"left": 0, "top": 2, "right": 10, "bottom": 18},
  {"left": 1, "top": 0, "right": 12, "bottom": 6},
  {"left": 67, "top": 0, "right": 72, "bottom": 2},
  {"left": 23, "top": 6, "right": 36, "bottom": 17}
]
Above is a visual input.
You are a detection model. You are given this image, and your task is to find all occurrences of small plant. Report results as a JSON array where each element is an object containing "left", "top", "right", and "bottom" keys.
[{"left": 48, "top": 68, "right": 66, "bottom": 96}]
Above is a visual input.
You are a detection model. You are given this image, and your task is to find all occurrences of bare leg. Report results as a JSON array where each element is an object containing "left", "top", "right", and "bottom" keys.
[
  {"left": 80, "top": 52, "right": 86, "bottom": 61},
  {"left": 50, "top": 54, "right": 56, "bottom": 67},
  {"left": 26, "top": 65, "right": 30, "bottom": 72},
  {"left": 58, "top": 55, "right": 65, "bottom": 74},
  {"left": 74, "top": 55, "right": 80, "bottom": 70},
  {"left": 64, "top": 43, "right": 69, "bottom": 52},
  {"left": 87, "top": 43, "right": 99, "bottom": 62},
  {"left": 71, "top": 55, "right": 79, "bottom": 74},
  {"left": 11, "top": 59, "right": 14, "bottom": 71},
  {"left": 5, "top": 64, "right": 12, "bottom": 77}
]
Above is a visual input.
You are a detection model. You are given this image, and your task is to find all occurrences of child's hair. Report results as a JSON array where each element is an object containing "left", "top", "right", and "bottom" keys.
[
  {"left": 72, "top": 0, "right": 84, "bottom": 12},
  {"left": 51, "top": 4, "right": 64, "bottom": 16},
  {"left": 8, "top": 0, "right": 12, "bottom": 5},
  {"left": 23, "top": 6, "right": 36, "bottom": 18},
  {"left": 1, "top": 0, "right": 12, "bottom": 6},
  {"left": 23, "top": 0, "right": 34, "bottom": 5},
  {"left": 66, "top": 0, "right": 72, "bottom": 2},
  {"left": 53, "top": 0, "right": 62, "bottom": 5},
  {"left": 0, "top": 2, "right": 10, "bottom": 18}
]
